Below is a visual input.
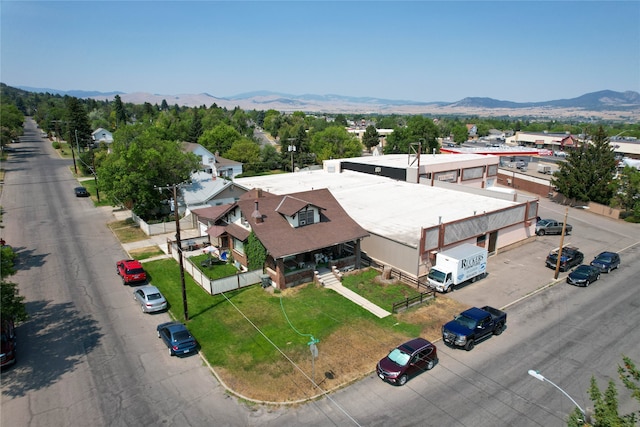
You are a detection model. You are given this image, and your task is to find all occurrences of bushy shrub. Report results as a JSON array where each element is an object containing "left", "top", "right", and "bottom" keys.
[{"left": 52, "top": 141, "right": 60, "bottom": 150}]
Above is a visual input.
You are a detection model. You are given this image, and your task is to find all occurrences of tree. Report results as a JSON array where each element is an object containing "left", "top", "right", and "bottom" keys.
[
  {"left": 1, "top": 246, "right": 28, "bottom": 323},
  {"left": 614, "top": 166, "right": 640, "bottom": 221},
  {"left": 199, "top": 124, "right": 241, "bottom": 155},
  {"left": 309, "top": 126, "right": 363, "bottom": 161},
  {"left": 552, "top": 126, "right": 617, "bottom": 204},
  {"left": 98, "top": 125, "right": 200, "bottom": 218},
  {"left": 224, "top": 138, "right": 261, "bottom": 173},
  {"left": 566, "top": 357, "right": 640, "bottom": 427},
  {"left": 64, "top": 96, "right": 93, "bottom": 149},
  {"left": 452, "top": 124, "right": 469, "bottom": 144},
  {"left": 187, "top": 109, "right": 203, "bottom": 143},
  {"left": 260, "top": 144, "right": 282, "bottom": 171},
  {"left": 113, "top": 94, "right": 128, "bottom": 128},
  {"left": 362, "top": 125, "right": 380, "bottom": 150}
]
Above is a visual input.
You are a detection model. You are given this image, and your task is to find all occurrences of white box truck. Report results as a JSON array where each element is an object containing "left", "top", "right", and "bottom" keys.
[{"left": 427, "top": 244, "right": 488, "bottom": 293}]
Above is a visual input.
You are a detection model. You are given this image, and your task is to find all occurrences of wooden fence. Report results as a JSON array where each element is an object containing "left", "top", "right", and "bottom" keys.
[{"left": 392, "top": 291, "right": 436, "bottom": 314}]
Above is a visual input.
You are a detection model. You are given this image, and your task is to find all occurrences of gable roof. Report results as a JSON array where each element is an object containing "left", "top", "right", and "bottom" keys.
[
  {"left": 181, "top": 171, "right": 233, "bottom": 206},
  {"left": 191, "top": 204, "right": 235, "bottom": 222},
  {"left": 236, "top": 188, "right": 369, "bottom": 259},
  {"left": 275, "top": 195, "right": 324, "bottom": 217}
]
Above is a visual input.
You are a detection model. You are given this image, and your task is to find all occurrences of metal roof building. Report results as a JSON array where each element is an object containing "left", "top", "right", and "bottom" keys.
[{"left": 235, "top": 160, "right": 538, "bottom": 279}]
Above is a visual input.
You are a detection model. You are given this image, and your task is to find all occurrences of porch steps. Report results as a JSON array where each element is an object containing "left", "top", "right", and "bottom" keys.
[{"left": 317, "top": 271, "right": 391, "bottom": 319}]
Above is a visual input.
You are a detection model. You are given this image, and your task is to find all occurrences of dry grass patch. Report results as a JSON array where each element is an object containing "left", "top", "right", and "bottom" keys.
[
  {"left": 107, "top": 219, "right": 148, "bottom": 243},
  {"left": 129, "top": 246, "right": 165, "bottom": 260},
  {"left": 215, "top": 295, "right": 468, "bottom": 403}
]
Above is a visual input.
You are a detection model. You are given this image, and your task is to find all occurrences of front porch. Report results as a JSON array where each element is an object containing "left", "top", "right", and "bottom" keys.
[{"left": 265, "top": 243, "right": 361, "bottom": 289}]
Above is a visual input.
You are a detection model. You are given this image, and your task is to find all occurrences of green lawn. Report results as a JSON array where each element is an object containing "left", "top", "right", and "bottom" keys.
[
  {"left": 342, "top": 269, "right": 424, "bottom": 311},
  {"left": 189, "top": 254, "right": 239, "bottom": 280},
  {"left": 144, "top": 259, "right": 419, "bottom": 365}
]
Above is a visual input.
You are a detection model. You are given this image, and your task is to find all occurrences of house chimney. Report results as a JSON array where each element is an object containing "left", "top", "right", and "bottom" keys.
[
  {"left": 252, "top": 200, "right": 263, "bottom": 223},
  {"left": 257, "top": 188, "right": 263, "bottom": 198}
]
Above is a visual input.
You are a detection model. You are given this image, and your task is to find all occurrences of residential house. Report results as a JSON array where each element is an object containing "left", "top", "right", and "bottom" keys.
[
  {"left": 192, "top": 188, "right": 369, "bottom": 289},
  {"left": 181, "top": 171, "right": 246, "bottom": 213},
  {"left": 92, "top": 128, "right": 114, "bottom": 145}
]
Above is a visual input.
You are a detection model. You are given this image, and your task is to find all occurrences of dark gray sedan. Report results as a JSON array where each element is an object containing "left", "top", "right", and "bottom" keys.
[{"left": 567, "top": 264, "right": 600, "bottom": 287}]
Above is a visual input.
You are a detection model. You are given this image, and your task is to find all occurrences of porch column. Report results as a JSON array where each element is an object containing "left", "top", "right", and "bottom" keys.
[{"left": 354, "top": 239, "right": 362, "bottom": 269}]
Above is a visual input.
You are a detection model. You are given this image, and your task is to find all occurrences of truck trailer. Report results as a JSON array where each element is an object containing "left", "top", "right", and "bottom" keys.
[{"left": 427, "top": 243, "right": 488, "bottom": 293}]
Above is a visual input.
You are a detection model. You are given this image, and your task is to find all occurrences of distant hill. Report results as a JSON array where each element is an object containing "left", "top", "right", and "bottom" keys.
[{"left": 10, "top": 85, "right": 640, "bottom": 121}]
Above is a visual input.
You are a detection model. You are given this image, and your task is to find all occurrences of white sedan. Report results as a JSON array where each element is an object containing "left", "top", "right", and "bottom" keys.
[{"left": 133, "top": 285, "right": 168, "bottom": 313}]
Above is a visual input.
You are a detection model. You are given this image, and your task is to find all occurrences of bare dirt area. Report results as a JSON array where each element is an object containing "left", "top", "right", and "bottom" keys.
[{"left": 216, "top": 296, "right": 469, "bottom": 404}]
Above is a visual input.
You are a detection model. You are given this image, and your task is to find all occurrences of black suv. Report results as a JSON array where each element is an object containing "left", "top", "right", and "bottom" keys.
[{"left": 546, "top": 246, "right": 584, "bottom": 272}]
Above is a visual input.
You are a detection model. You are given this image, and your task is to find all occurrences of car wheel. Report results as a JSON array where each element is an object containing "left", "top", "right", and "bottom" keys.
[
  {"left": 170, "top": 348, "right": 174, "bottom": 357},
  {"left": 606, "top": 267, "right": 611, "bottom": 273},
  {"left": 141, "top": 304, "right": 146, "bottom": 313},
  {"left": 596, "top": 274, "right": 600, "bottom": 282},
  {"left": 494, "top": 322, "right": 504, "bottom": 335},
  {"left": 157, "top": 331, "right": 161, "bottom": 338},
  {"left": 426, "top": 359, "right": 435, "bottom": 370},
  {"left": 398, "top": 375, "right": 408, "bottom": 386},
  {"left": 537, "top": 230, "right": 545, "bottom": 236},
  {"left": 465, "top": 340, "right": 475, "bottom": 351}
]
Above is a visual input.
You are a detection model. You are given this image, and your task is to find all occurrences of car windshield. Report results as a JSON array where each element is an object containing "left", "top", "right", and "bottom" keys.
[
  {"left": 387, "top": 348, "right": 411, "bottom": 366},
  {"left": 147, "top": 293, "right": 162, "bottom": 301},
  {"left": 572, "top": 267, "right": 590, "bottom": 278},
  {"left": 454, "top": 314, "right": 478, "bottom": 329},
  {"left": 595, "top": 254, "right": 612, "bottom": 263},
  {"left": 173, "top": 331, "right": 191, "bottom": 342},
  {"left": 538, "top": 220, "right": 551, "bottom": 226},
  {"left": 428, "top": 269, "right": 445, "bottom": 282}
]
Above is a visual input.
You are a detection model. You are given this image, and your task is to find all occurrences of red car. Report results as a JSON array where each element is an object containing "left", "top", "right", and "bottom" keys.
[{"left": 116, "top": 259, "right": 147, "bottom": 285}]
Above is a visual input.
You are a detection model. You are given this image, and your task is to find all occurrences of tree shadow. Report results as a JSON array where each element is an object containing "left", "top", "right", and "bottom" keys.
[
  {"left": 12, "top": 247, "right": 48, "bottom": 271},
  {"left": 0, "top": 299, "right": 103, "bottom": 398}
]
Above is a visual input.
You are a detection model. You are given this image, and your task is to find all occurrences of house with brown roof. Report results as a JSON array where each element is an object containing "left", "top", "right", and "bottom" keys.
[{"left": 191, "top": 188, "right": 369, "bottom": 289}]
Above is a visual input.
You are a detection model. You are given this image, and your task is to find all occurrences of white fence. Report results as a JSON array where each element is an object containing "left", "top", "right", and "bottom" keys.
[
  {"left": 131, "top": 212, "right": 196, "bottom": 236},
  {"left": 169, "top": 241, "right": 263, "bottom": 295}
]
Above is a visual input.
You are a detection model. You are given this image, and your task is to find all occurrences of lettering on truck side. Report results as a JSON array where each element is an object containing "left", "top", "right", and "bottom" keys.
[{"left": 460, "top": 255, "right": 485, "bottom": 269}]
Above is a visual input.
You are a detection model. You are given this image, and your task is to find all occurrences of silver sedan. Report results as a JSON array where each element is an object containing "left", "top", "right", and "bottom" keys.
[{"left": 133, "top": 285, "right": 168, "bottom": 313}]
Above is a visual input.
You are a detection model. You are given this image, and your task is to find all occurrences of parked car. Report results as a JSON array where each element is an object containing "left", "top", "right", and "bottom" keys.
[
  {"left": 74, "top": 186, "right": 90, "bottom": 197},
  {"left": 442, "top": 306, "right": 507, "bottom": 351},
  {"left": 546, "top": 246, "right": 584, "bottom": 272},
  {"left": 567, "top": 265, "right": 601, "bottom": 287},
  {"left": 376, "top": 338, "right": 438, "bottom": 386},
  {"left": 116, "top": 259, "right": 147, "bottom": 285},
  {"left": 0, "top": 318, "right": 17, "bottom": 369},
  {"left": 535, "top": 219, "right": 572, "bottom": 236},
  {"left": 157, "top": 322, "right": 198, "bottom": 356},
  {"left": 590, "top": 251, "right": 621, "bottom": 273},
  {"left": 133, "top": 285, "right": 167, "bottom": 313}
]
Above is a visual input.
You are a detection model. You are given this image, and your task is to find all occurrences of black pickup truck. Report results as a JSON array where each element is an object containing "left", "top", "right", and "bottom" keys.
[
  {"left": 545, "top": 246, "right": 584, "bottom": 272},
  {"left": 442, "top": 306, "right": 507, "bottom": 351}
]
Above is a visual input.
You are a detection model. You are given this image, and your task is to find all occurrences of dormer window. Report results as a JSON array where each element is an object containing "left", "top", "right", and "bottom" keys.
[{"left": 299, "top": 209, "right": 314, "bottom": 226}]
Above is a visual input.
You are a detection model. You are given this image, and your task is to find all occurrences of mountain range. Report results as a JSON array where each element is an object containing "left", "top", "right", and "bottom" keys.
[{"left": 15, "top": 86, "right": 640, "bottom": 121}]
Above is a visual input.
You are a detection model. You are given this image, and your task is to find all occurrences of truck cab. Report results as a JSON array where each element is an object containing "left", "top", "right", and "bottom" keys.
[{"left": 442, "top": 306, "right": 506, "bottom": 351}]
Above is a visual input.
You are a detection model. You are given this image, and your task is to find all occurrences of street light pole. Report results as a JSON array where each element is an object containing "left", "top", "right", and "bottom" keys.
[{"left": 528, "top": 369, "right": 589, "bottom": 422}]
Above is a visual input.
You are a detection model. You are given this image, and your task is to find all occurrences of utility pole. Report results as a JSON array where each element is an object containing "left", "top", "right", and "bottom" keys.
[
  {"left": 553, "top": 207, "right": 570, "bottom": 279},
  {"left": 157, "top": 183, "right": 189, "bottom": 321}
]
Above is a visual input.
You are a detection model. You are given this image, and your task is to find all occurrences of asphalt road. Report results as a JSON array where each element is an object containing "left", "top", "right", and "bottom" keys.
[
  {"left": 2, "top": 119, "right": 639, "bottom": 427},
  {"left": 0, "top": 118, "right": 250, "bottom": 426}
]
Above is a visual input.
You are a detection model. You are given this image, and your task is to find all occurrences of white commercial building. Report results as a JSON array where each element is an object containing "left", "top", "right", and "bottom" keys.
[{"left": 235, "top": 154, "right": 538, "bottom": 280}]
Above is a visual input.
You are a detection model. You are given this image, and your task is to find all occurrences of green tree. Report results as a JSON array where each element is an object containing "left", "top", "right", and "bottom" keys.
[
  {"left": 1, "top": 103, "right": 24, "bottom": 148},
  {"left": 362, "top": 125, "right": 380, "bottom": 150},
  {"left": 615, "top": 166, "right": 640, "bottom": 221},
  {"left": 260, "top": 144, "right": 282, "bottom": 171},
  {"left": 452, "top": 124, "right": 469, "bottom": 144},
  {"left": 113, "top": 94, "right": 128, "bottom": 128},
  {"left": 224, "top": 138, "right": 261, "bottom": 173},
  {"left": 64, "top": 96, "right": 93, "bottom": 149},
  {"left": 98, "top": 126, "right": 199, "bottom": 218},
  {"left": 552, "top": 126, "right": 617, "bottom": 204},
  {"left": 199, "top": 124, "right": 241, "bottom": 155},
  {"left": 309, "top": 126, "right": 362, "bottom": 161},
  {"left": 187, "top": 109, "right": 203, "bottom": 143},
  {"left": 1, "top": 246, "right": 28, "bottom": 323}
]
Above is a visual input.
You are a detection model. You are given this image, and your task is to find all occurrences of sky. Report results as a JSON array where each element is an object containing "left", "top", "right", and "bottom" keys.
[{"left": 1, "top": 1, "right": 639, "bottom": 103}]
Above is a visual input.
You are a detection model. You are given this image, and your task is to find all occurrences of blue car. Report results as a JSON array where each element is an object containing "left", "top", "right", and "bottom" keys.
[
  {"left": 156, "top": 322, "right": 198, "bottom": 356},
  {"left": 590, "top": 251, "right": 620, "bottom": 273}
]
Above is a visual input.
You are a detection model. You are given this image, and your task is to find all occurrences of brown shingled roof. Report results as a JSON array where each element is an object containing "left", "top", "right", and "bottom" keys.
[
  {"left": 275, "top": 195, "right": 325, "bottom": 216},
  {"left": 191, "top": 204, "right": 235, "bottom": 222},
  {"left": 236, "top": 188, "right": 369, "bottom": 259}
]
